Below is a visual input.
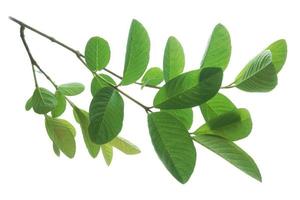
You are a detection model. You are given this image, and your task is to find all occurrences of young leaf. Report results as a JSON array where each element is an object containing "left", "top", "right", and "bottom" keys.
[
  {"left": 147, "top": 112, "right": 196, "bottom": 184},
  {"left": 200, "top": 93, "right": 236, "bottom": 121},
  {"left": 51, "top": 91, "right": 66, "bottom": 118},
  {"left": 266, "top": 39, "right": 287, "bottom": 73},
  {"left": 57, "top": 82, "right": 85, "bottom": 96},
  {"left": 89, "top": 87, "right": 124, "bottom": 144},
  {"left": 84, "top": 36, "right": 110, "bottom": 71},
  {"left": 121, "top": 19, "right": 150, "bottom": 85},
  {"left": 110, "top": 137, "right": 141, "bottom": 155},
  {"left": 25, "top": 96, "right": 33, "bottom": 111},
  {"left": 45, "top": 116, "right": 76, "bottom": 158},
  {"left": 154, "top": 67, "right": 223, "bottom": 109},
  {"left": 101, "top": 144, "right": 113, "bottom": 166},
  {"left": 52, "top": 142, "right": 60, "bottom": 157},
  {"left": 32, "top": 87, "right": 57, "bottom": 114},
  {"left": 235, "top": 50, "right": 278, "bottom": 92},
  {"left": 141, "top": 67, "right": 163, "bottom": 88},
  {"left": 163, "top": 36, "right": 185, "bottom": 81},
  {"left": 194, "top": 108, "right": 252, "bottom": 141},
  {"left": 73, "top": 107, "right": 100, "bottom": 158},
  {"left": 193, "top": 134, "right": 261, "bottom": 182},
  {"left": 162, "top": 108, "right": 193, "bottom": 130},
  {"left": 201, "top": 24, "right": 231, "bottom": 70},
  {"left": 90, "top": 74, "right": 116, "bottom": 96}
]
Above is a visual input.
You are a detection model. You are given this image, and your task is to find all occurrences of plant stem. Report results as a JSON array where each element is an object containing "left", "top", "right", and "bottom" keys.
[{"left": 221, "top": 82, "right": 236, "bottom": 89}]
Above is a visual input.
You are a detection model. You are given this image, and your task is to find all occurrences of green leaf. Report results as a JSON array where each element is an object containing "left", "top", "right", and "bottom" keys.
[
  {"left": 194, "top": 108, "right": 252, "bottom": 141},
  {"left": 52, "top": 142, "right": 60, "bottom": 157},
  {"left": 121, "top": 19, "right": 150, "bottom": 85},
  {"left": 90, "top": 74, "right": 116, "bottom": 96},
  {"left": 193, "top": 134, "right": 261, "bottom": 182},
  {"left": 162, "top": 108, "right": 193, "bottom": 130},
  {"left": 25, "top": 96, "right": 33, "bottom": 111},
  {"left": 32, "top": 87, "right": 57, "bottom": 114},
  {"left": 154, "top": 67, "right": 223, "bottom": 109},
  {"left": 163, "top": 36, "right": 185, "bottom": 81},
  {"left": 110, "top": 137, "right": 141, "bottom": 155},
  {"left": 57, "top": 82, "right": 85, "bottom": 96},
  {"left": 201, "top": 24, "right": 231, "bottom": 70},
  {"left": 84, "top": 36, "right": 110, "bottom": 71},
  {"left": 51, "top": 91, "right": 66, "bottom": 118},
  {"left": 89, "top": 87, "right": 124, "bottom": 144},
  {"left": 147, "top": 112, "right": 196, "bottom": 184},
  {"left": 235, "top": 50, "right": 277, "bottom": 92},
  {"left": 141, "top": 67, "right": 163, "bottom": 88},
  {"left": 266, "top": 39, "right": 287, "bottom": 73},
  {"left": 45, "top": 116, "right": 76, "bottom": 158},
  {"left": 200, "top": 93, "right": 236, "bottom": 121},
  {"left": 73, "top": 107, "right": 100, "bottom": 158},
  {"left": 101, "top": 144, "right": 113, "bottom": 166}
]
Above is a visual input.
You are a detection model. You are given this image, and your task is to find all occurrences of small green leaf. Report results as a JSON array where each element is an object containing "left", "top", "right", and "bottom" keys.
[
  {"left": 52, "top": 142, "right": 60, "bottom": 157},
  {"left": 25, "top": 96, "right": 33, "bottom": 111},
  {"left": 121, "top": 19, "right": 150, "bottom": 85},
  {"left": 89, "top": 87, "right": 124, "bottom": 144},
  {"left": 51, "top": 91, "right": 66, "bottom": 118},
  {"left": 84, "top": 36, "right": 110, "bottom": 71},
  {"left": 154, "top": 67, "right": 223, "bottom": 109},
  {"left": 32, "top": 87, "right": 57, "bottom": 114},
  {"left": 147, "top": 112, "right": 196, "bottom": 184},
  {"left": 162, "top": 108, "right": 193, "bottom": 130},
  {"left": 201, "top": 24, "right": 231, "bottom": 70},
  {"left": 141, "top": 67, "right": 163, "bottom": 88},
  {"left": 45, "top": 116, "right": 76, "bottom": 158},
  {"left": 235, "top": 50, "right": 277, "bottom": 92},
  {"left": 73, "top": 107, "right": 100, "bottom": 158},
  {"left": 266, "top": 39, "right": 287, "bottom": 73},
  {"left": 194, "top": 108, "right": 252, "bottom": 141},
  {"left": 57, "top": 82, "right": 85, "bottom": 96},
  {"left": 101, "top": 144, "right": 113, "bottom": 166},
  {"left": 90, "top": 74, "right": 116, "bottom": 96},
  {"left": 200, "top": 93, "right": 236, "bottom": 121},
  {"left": 110, "top": 137, "right": 141, "bottom": 155},
  {"left": 163, "top": 36, "right": 185, "bottom": 81},
  {"left": 193, "top": 134, "right": 261, "bottom": 182}
]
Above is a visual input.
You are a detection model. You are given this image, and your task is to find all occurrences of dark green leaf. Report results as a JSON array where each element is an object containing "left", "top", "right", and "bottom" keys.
[
  {"left": 89, "top": 87, "right": 124, "bottom": 144},
  {"left": 266, "top": 39, "right": 287, "bottom": 73},
  {"left": 201, "top": 24, "right": 231, "bottom": 70},
  {"left": 147, "top": 112, "right": 196, "bottom": 184},
  {"left": 51, "top": 91, "right": 66, "bottom": 118},
  {"left": 193, "top": 134, "right": 261, "bottom": 181},
  {"left": 110, "top": 137, "right": 141, "bottom": 155},
  {"left": 73, "top": 107, "right": 100, "bottom": 158},
  {"left": 163, "top": 36, "right": 185, "bottom": 81},
  {"left": 32, "top": 87, "right": 57, "bottom": 114},
  {"left": 90, "top": 74, "right": 116, "bottom": 96},
  {"left": 154, "top": 67, "right": 223, "bottom": 109},
  {"left": 25, "top": 96, "right": 33, "bottom": 111},
  {"left": 121, "top": 19, "right": 150, "bottom": 85},
  {"left": 58, "top": 82, "right": 85, "bottom": 96},
  {"left": 84, "top": 36, "right": 110, "bottom": 71},
  {"left": 162, "top": 108, "right": 193, "bottom": 130},
  {"left": 52, "top": 142, "right": 60, "bottom": 157},
  {"left": 101, "top": 144, "right": 113, "bottom": 166},
  {"left": 141, "top": 67, "right": 163, "bottom": 88}
]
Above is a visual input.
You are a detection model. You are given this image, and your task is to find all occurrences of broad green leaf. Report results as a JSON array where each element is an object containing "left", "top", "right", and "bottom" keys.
[
  {"left": 141, "top": 67, "right": 163, "bottom": 88},
  {"left": 90, "top": 74, "right": 116, "bottom": 96},
  {"left": 52, "top": 142, "right": 60, "bottom": 157},
  {"left": 101, "top": 144, "right": 113, "bottom": 166},
  {"left": 162, "top": 108, "right": 193, "bottom": 130},
  {"left": 200, "top": 93, "right": 236, "bottom": 121},
  {"left": 110, "top": 137, "right": 141, "bottom": 155},
  {"left": 32, "top": 87, "right": 57, "bottom": 114},
  {"left": 84, "top": 36, "right": 110, "bottom": 71},
  {"left": 163, "top": 36, "right": 185, "bottom": 81},
  {"left": 51, "top": 91, "right": 66, "bottom": 118},
  {"left": 154, "top": 67, "right": 223, "bottom": 109},
  {"left": 45, "top": 116, "right": 76, "bottom": 158},
  {"left": 58, "top": 82, "right": 85, "bottom": 96},
  {"left": 193, "top": 134, "right": 261, "bottom": 181},
  {"left": 235, "top": 50, "right": 277, "bottom": 92},
  {"left": 147, "top": 112, "right": 196, "bottom": 184},
  {"left": 121, "top": 19, "right": 150, "bottom": 85},
  {"left": 194, "top": 108, "right": 252, "bottom": 141},
  {"left": 89, "top": 87, "right": 124, "bottom": 144},
  {"left": 73, "top": 107, "right": 100, "bottom": 158},
  {"left": 266, "top": 39, "right": 287, "bottom": 73},
  {"left": 25, "top": 96, "right": 33, "bottom": 111},
  {"left": 201, "top": 24, "right": 231, "bottom": 70}
]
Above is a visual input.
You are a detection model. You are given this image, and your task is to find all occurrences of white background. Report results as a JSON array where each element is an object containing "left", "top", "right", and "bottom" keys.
[{"left": 1, "top": 0, "right": 299, "bottom": 199}]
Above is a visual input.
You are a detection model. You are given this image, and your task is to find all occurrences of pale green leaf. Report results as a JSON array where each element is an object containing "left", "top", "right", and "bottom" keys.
[
  {"left": 25, "top": 96, "right": 33, "bottom": 111},
  {"left": 58, "top": 82, "right": 85, "bottom": 96},
  {"left": 266, "top": 39, "right": 287, "bottom": 73},
  {"left": 110, "top": 137, "right": 141, "bottom": 155},
  {"left": 51, "top": 91, "right": 66, "bottom": 118},
  {"left": 141, "top": 67, "right": 163, "bottom": 88},
  {"left": 52, "top": 142, "right": 60, "bottom": 157},
  {"left": 101, "top": 144, "right": 113, "bottom": 166},
  {"left": 32, "top": 87, "right": 57, "bottom": 114},
  {"left": 90, "top": 74, "right": 116, "bottom": 96},
  {"left": 162, "top": 108, "right": 193, "bottom": 130}
]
